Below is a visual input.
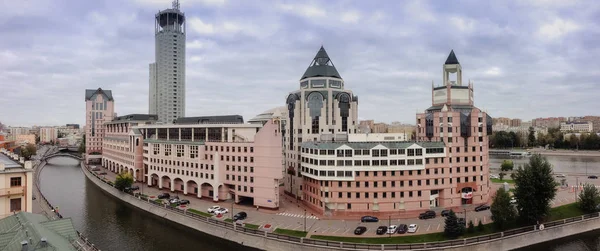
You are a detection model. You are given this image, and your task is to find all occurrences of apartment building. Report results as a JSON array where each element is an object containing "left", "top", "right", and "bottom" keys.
[
  {"left": 39, "top": 127, "right": 58, "bottom": 144},
  {"left": 102, "top": 114, "right": 158, "bottom": 183},
  {"left": 85, "top": 88, "right": 115, "bottom": 164},
  {"left": 111, "top": 116, "right": 284, "bottom": 209},
  {"left": 0, "top": 149, "right": 33, "bottom": 219},
  {"left": 560, "top": 121, "right": 593, "bottom": 133},
  {"left": 15, "top": 135, "right": 36, "bottom": 146},
  {"left": 416, "top": 50, "right": 492, "bottom": 208}
]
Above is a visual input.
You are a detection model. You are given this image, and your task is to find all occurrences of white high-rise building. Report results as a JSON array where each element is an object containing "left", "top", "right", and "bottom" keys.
[{"left": 149, "top": 0, "right": 186, "bottom": 124}]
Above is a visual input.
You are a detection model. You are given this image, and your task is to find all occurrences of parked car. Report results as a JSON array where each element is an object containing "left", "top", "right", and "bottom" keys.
[
  {"left": 418, "top": 210, "right": 436, "bottom": 219},
  {"left": 408, "top": 224, "right": 418, "bottom": 233},
  {"left": 396, "top": 224, "right": 408, "bottom": 234},
  {"left": 556, "top": 174, "right": 566, "bottom": 178},
  {"left": 360, "top": 216, "right": 379, "bottom": 222},
  {"left": 376, "top": 226, "right": 387, "bottom": 235},
  {"left": 157, "top": 193, "right": 170, "bottom": 199},
  {"left": 98, "top": 172, "right": 107, "bottom": 175},
  {"left": 441, "top": 209, "right": 451, "bottom": 217},
  {"left": 214, "top": 208, "right": 228, "bottom": 214},
  {"left": 207, "top": 206, "right": 222, "bottom": 213},
  {"left": 179, "top": 200, "right": 190, "bottom": 205},
  {"left": 354, "top": 226, "right": 367, "bottom": 235},
  {"left": 490, "top": 174, "right": 499, "bottom": 179},
  {"left": 233, "top": 212, "right": 247, "bottom": 221},
  {"left": 169, "top": 198, "right": 180, "bottom": 204},
  {"left": 475, "top": 204, "right": 491, "bottom": 212},
  {"left": 387, "top": 225, "right": 398, "bottom": 234},
  {"left": 124, "top": 186, "right": 139, "bottom": 192},
  {"left": 589, "top": 175, "right": 598, "bottom": 179}
]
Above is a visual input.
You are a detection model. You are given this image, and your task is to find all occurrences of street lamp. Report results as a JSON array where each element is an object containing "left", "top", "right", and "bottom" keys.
[
  {"left": 464, "top": 208, "right": 467, "bottom": 227},
  {"left": 304, "top": 209, "right": 307, "bottom": 233},
  {"left": 388, "top": 215, "right": 392, "bottom": 238}
]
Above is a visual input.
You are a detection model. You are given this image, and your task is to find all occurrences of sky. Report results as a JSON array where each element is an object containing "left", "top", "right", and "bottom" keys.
[{"left": 0, "top": 0, "right": 599, "bottom": 127}]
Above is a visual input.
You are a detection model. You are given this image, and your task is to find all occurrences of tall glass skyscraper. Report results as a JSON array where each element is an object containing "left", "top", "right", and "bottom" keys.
[{"left": 149, "top": 0, "right": 186, "bottom": 124}]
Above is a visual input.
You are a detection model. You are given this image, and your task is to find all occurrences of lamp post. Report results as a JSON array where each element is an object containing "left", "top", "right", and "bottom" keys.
[
  {"left": 464, "top": 208, "right": 467, "bottom": 227},
  {"left": 575, "top": 176, "right": 579, "bottom": 202},
  {"left": 388, "top": 215, "right": 392, "bottom": 238},
  {"left": 304, "top": 209, "right": 307, "bottom": 233}
]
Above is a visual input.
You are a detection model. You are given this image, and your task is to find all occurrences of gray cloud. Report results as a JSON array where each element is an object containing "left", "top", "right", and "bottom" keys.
[{"left": 0, "top": 0, "right": 598, "bottom": 127}]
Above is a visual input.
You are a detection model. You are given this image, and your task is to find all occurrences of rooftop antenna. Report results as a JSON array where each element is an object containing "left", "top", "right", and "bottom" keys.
[{"left": 172, "top": 0, "right": 180, "bottom": 9}]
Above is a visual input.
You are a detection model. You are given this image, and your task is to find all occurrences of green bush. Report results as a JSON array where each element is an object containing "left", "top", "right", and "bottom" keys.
[
  {"left": 467, "top": 221, "right": 475, "bottom": 233},
  {"left": 477, "top": 220, "right": 484, "bottom": 232}
]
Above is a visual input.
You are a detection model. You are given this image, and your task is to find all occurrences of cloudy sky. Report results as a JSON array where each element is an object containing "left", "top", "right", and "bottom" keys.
[{"left": 1, "top": 0, "right": 598, "bottom": 127}]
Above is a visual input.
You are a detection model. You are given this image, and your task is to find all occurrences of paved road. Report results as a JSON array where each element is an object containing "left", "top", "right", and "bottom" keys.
[{"left": 87, "top": 165, "right": 599, "bottom": 238}]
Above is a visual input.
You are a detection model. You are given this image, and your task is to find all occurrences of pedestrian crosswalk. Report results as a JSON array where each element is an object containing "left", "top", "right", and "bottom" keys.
[{"left": 276, "top": 212, "right": 319, "bottom": 220}]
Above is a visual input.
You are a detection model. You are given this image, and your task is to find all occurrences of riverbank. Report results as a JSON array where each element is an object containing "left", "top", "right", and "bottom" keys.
[
  {"left": 33, "top": 159, "right": 100, "bottom": 250},
  {"left": 529, "top": 149, "right": 600, "bottom": 157}
]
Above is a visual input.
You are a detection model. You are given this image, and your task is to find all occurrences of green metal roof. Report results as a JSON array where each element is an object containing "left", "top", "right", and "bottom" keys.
[
  {"left": 301, "top": 46, "right": 342, "bottom": 80},
  {"left": 0, "top": 212, "right": 79, "bottom": 251},
  {"left": 301, "top": 141, "right": 445, "bottom": 150}
]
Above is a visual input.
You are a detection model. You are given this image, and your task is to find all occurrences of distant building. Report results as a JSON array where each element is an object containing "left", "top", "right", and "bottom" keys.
[
  {"left": 510, "top": 118, "right": 521, "bottom": 127},
  {"left": 7, "top": 127, "right": 31, "bottom": 141},
  {"left": 0, "top": 149, "right": 33, "bottom": 219},
  {"left": 39, "top": 127, "right": 58, "bottom": 143},
  {"left": 15, "top": 134, "right": 36, "bottom": 146},
  {"left": 85, "top": 88, "right": 115, "bottom": 164},
  {"left": 560, "top": 121, "right": 593, "bottom": 133},
  {"left": 0, "top": 212, "right": 81, "bottom": 250},
  {"left": 0, "top": 134, "right": 16, "bottom": 151},
  {"left": 66, "top": 124, "right": 80, "bottom": 129},
  {"left": 533, "top": 117, "right": 566, "bottom": 128}
]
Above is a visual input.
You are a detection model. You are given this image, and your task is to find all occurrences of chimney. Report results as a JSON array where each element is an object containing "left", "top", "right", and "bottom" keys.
[
  {"left": 19, "top": 157, "right": 24, "bottom": 164},
  {"left": 0, "top": 163, "right": 5, "bottom": 171},
  {"left": 25, "top": 161, "right": 32, "bottom": 170},
  {"left": 40, "top": 238, "right": 48, "bottom": 247}
]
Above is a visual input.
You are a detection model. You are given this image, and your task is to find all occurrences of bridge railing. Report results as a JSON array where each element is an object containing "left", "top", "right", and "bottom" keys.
[{"left": 83, "top": 165, "right": 600, "bottom": 250}]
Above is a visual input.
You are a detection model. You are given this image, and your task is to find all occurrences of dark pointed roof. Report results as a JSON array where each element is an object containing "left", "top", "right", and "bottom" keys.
[
  {"left": 444, "top": 50, "right": 460, "bottom": 65},
  {"left": 85, "top": 88, "right": 114, "bottom": 101},
  {"left": 301, "top": 46, "right": 342, "bottom": 80}
]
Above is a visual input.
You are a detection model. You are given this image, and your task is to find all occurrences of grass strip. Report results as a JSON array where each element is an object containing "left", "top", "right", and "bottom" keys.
[
  {"left": 187, "top": 208, "right": 213, "bottom": 218},
  {"left": 274, "top": 228, "right": 307, "bottom": 238}
]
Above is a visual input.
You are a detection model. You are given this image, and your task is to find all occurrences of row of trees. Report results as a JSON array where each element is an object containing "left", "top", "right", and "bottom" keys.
[
  {"left": 490, "top": 127, "right": 600, "bottom": 150},
  {"left": 17, "top": 144, "right": 37, "bottom": 160},
  {"left": 490, "top": 154, "right": 600, "bottom": 231},
  {"left": 445, "top": 154, "right": 600, "bottom": 239}
]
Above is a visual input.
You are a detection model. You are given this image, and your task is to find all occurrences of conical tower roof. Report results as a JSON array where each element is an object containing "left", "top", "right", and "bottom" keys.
[
  {"left": 301, "top": 46, "right": 342, "bottom": 80},
  {"left": 444, "top": 50, "right": 460, "bottom": 65}
]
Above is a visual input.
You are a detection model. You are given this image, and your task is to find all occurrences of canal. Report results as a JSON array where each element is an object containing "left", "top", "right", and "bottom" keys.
[{"left": 39, "top": 156, "right": 257, "bottom": 251}]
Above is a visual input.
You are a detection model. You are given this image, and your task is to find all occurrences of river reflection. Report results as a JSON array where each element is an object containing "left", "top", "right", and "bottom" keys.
[{"left": 40, "top": 157, "right": 258, "bottom": 251}]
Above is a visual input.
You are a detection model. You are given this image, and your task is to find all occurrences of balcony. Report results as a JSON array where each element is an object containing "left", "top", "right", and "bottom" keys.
[{"left": 0, "top": 186, "right": 25, "bottom": 197}]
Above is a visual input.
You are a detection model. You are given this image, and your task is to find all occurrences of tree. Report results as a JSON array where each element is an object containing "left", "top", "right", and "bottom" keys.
[
  {"left": 499, "top": 172, "right": 505, "bottom": 181},
  {"left": 501, "top": 160, "right": 514, "bottom": 172},
  {"left": 477, "top": 220, "right": 484, "bottom": 232},
  {"left": 115, "top": 171, "right": 134, "bottom": 191},
  {"left": 528, "top": 127, "right": 536, "bottom": 147},
  {"left": 19, "top": 144, "right": 37, "bottom": 160},
  {"left": 491, "top": 187, "right": 517, "bottom": 230},
  {"left": 78, "top": 134, "right": 86, "bottom": 154},
  {"left": 467, "top": 220, "right": 475, "bottom": 233},
  {"left": 578, "top": 183, "right": 600, "bottom": 213},
  {"left": 444, "top": 210, "right": 465, "bottom": 238},
  {"left": 513, "top": 154, "right": 557, "bottom": 224}
]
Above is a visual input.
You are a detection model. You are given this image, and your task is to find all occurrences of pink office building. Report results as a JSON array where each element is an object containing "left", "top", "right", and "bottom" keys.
[
  {"left": 125, "top": 116, "right": 284, "bottom": 209},
  {"left": 415, "top": 50, "right": 493, "bottom": 208},
  {"left": 286, "top": 48, "right": 492, "bottom": 217},
  {"left": 85, "top": 88, "right": 115, "bottom": 164},
  {"left": 102, "top": 114, "right": 158, "bottom": 182}
]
